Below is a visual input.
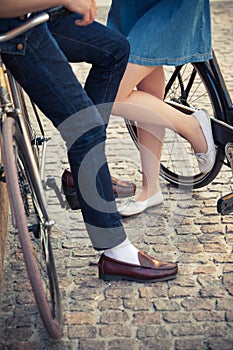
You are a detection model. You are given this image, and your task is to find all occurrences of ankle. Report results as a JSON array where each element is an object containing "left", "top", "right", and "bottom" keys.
[
  {"left": 136, "top": 186, "right": 161, "bottom": 201},
  {"left": 104, "top": 238, "right": 139, "bottom": 265}
]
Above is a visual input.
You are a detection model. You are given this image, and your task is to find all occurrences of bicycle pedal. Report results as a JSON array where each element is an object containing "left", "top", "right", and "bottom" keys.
[
  {"left": 225, "top": 143, "right": 233, "bottom": 175},
  {"left": 217, "top": 192, "right": 233, "bottom": 215}
]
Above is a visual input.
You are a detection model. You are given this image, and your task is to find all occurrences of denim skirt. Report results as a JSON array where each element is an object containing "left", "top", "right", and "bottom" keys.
[{"left": 107, "top": 0, "right": 212, "bottom": 66}]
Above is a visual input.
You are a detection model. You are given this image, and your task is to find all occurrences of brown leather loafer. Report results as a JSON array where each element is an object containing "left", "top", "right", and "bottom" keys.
[
  {"left": 98, "top": 251, "right": 178, "bottom": 283},
  {"left": 61, "top": 168, "right": 136, "bottom": 210}
]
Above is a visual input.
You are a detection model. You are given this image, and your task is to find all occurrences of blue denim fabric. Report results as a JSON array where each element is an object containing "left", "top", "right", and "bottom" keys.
[
  {"left": 108, "top": 0, "right": 212, "bottom": 66},
  {"left": 0, "top": 16, "right": 28, "bottom": 55},
  {"left": 0, "top": 14, "right": 130, "bottom": 249}
]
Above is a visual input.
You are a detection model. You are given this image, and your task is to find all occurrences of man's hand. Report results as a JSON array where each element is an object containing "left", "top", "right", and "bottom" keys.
[{"left": 64, "top": 0, "right": 97, "bottom": 26}]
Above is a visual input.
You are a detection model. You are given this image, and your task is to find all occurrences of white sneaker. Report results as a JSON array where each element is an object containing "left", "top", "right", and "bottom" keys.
[
  {"left": 193, "top": 110, "right": 216, "bottom": 173},
  {"left": 118, "top": 190, "right": 164, "bottom": 217}
]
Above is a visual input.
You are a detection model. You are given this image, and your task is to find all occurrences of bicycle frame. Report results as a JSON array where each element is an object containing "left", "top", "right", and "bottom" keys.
[
  {"left": 209, "top": 51, "right": 233, "bottom": 126},
  {"left": 165, "top": 51, "right": 233, "bottom": 124},
  {"left": 0, "top": 10, "right": 57, "bottom": 227},
  {"left": 0, "top": 61, "right": 52, "bottom": 228},
  {"left": 197, "top": 53, "right": 233, "bottom": 152},
  {"left": 0, "top": 56, "right": 12, "bottom": 112},
  {"left": 0, "top": 11, "right": 63, "bottom": 338},
  {"left": 7, "top": 70, "right": 48, "bottom": 181}
]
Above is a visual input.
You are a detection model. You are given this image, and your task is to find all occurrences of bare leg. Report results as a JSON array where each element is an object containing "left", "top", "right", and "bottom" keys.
[
  {"left": 113, "top": 63, "right": 208, "bottom": 155},
  {"left": 115, "top": 64, "right": 165, "bottom": 200},
  {"left": 136, "top": 66, "right": 165, "bottom": 201}
]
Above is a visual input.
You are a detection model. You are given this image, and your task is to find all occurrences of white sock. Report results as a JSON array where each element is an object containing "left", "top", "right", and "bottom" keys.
[{"left": 104, "top": 237, "right": 140, "bottom": 265}]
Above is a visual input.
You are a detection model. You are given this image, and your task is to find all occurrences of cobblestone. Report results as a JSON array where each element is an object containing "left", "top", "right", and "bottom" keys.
[{"left": 0, "top": 2, "right": 233, "bottom": 349}]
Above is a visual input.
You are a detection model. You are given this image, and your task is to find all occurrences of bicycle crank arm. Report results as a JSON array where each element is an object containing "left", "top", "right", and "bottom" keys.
[
  {"left": 225, "top": 143, "right": 233, "bottom": 175},
  {"left": 217, "top": 192, "right": 233, "bottom": 215}
]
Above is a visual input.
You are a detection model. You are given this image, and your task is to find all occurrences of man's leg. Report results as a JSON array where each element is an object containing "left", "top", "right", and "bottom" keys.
[
  {"left": 2, "top": 19, "right": 178, "bottom": 282},
  {"left": 49, "top": 15, "right": 129, "bottom": 120},
  {"left": 2, "top": 21, "right": 126, "bottom": 249},
  {"left": 50, "top": 15, "right": 136, "bottom": 200}
]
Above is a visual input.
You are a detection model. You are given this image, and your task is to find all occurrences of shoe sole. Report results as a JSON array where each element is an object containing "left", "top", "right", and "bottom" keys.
[
  {"left": 120, "top": 200, "right": 164, "bottom": 217},
  {"left": 99, "top": 273, "right": 177, "bottom": 283},
  {"left": 194, "top": 111, "right": 216, "bottom": 173}
]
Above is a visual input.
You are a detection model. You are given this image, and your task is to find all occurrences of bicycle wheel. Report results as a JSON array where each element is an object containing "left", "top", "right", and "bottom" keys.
[
  {"left": 0, "top": 146, "right": 9, "bottom": 290},
  {"left": 126, "top": 61, "right": 225, "bottom": 188},
  {"left": 1, "top": 115, "right": 63, "bottom": 339}
]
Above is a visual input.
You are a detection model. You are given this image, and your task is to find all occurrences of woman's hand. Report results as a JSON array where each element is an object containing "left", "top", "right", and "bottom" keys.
[{"left": 64, "top": 0, "right": 97, "bottom": 26}]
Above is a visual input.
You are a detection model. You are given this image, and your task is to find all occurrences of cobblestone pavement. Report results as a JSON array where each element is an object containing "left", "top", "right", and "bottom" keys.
[{"left": 1, "top": 2, "right": 233, "bottom": 349}]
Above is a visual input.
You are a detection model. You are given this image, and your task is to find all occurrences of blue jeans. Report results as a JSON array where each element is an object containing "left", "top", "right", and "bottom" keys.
[{"left": 2, "top": 14, "right": 129, "bottom": 249}]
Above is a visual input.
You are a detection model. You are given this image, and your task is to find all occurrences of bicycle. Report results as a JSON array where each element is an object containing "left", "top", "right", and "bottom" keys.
[
  {"left": 126, "top": 51, "right": 233, "bottom": 215},
  {"left": 0, "top": 9, "right": 68, "bottom": 339}
]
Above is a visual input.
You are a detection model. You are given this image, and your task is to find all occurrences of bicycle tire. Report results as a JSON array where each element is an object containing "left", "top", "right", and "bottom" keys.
[
  {"left": 0, "top": 145, "right": 9, "bottom": 289},
  {"left": 2, "top": 115, "right": 63, "bottom": 339},
  {"left": 126, "top": 60, "right": 225, "bottom": 189}
]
